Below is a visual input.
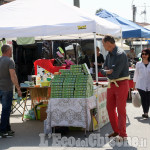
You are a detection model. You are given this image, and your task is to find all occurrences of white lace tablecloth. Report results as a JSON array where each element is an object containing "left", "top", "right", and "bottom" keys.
[{"left": 44, "top": 96, "right": 96, "bottom": 134}]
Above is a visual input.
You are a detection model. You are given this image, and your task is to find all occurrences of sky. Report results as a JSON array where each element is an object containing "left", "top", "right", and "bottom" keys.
[{"left": 62, "top": 0, "right": 150, "bottom": 24}]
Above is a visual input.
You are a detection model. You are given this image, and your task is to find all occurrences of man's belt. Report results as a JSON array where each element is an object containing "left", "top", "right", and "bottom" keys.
[{"left": 108, "top": 76, "right": 130, "bottom": 88}]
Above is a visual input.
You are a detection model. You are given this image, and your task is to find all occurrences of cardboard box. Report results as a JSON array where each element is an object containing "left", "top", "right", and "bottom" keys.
[{"left": 36, "top": 104, "right": 47, "bottom": 121}]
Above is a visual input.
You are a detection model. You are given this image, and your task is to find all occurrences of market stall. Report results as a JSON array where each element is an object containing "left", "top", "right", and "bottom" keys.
[
  {"left": 0, "top": 0, "right": 122, "bottom": 133},
  {"left": 44, "top": 85, "right": 109, "bottom": 134},
  {"left": 43, "top": 64, "right": 110, "bottom": 134}
]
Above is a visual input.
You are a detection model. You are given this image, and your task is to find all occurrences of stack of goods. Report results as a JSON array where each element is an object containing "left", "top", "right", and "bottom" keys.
[
  {"left": 51, "top": 75, "right": 65, "bottom": 98},
  {"left": 71, "top": 64, "right": 93, "bottom": 98},
  {"left": 63, "top": 76, "right": 76, "bottom": 98},
  {"left": 71, "top": 65, "right": 84, "bottom": 75},
  {"left": 51, "top": 63, "right": 94, "bottom": 98},
  {"left": 74, "top": 74, "right": 93, "bottom": 98}
]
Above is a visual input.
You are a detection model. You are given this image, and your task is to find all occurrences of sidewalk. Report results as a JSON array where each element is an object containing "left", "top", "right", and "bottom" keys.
[{"left": 0, "top": 100, "right": 149, "bottom": 150}]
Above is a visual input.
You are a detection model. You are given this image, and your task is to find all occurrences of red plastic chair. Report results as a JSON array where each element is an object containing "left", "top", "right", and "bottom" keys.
[{"left": 34, "top": 59, "right": 66, "bottom": 75}]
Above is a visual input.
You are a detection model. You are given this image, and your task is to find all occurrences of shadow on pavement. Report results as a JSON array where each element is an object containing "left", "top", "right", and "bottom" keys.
[{"left": 134, "top": 117, "right": 150, "bottom": 124}]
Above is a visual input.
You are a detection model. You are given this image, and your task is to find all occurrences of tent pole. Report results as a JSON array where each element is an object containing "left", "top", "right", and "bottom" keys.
[
  {"left": 94, "top": 32, "right": 100, "bottom": 132},
  {"left": 94, "top": 33, "right": 98, "bottom": 84},
  {"left": 76, "top": 41, "right": 78, "bottom": 64},
  {"left": 140, "top": 38, "right": 143, "bottom": 51},
  {"left": 52, "top": 41, "right": 54, "bottom": 56},
  {"left": 131, "top": 39, "right": 133, "bottom": 48},
  {"left": 121, "top": 29, "right": 123, "bottom": 49}
]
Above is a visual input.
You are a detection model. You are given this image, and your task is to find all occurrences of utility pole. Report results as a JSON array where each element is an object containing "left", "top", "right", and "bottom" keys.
[
  {"left": 132, "top": 5, "right": 137, "bottom": 22},
  {"left": 74, "top": 0, "right": 80, "bottom": 8},
  {"left": 140, "top": 3, "right": 150, "bottom": 23},
  {"left": 142, "top": 3, "right": 147, "bottom": 23}
]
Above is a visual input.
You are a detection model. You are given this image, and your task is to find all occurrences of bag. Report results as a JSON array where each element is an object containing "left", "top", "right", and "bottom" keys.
[
  {"left": 131, "top": 90, "right": 141, "bottom": 107},
  {"left": 24, "top": 109, "right": 35, "bottom": 120}
]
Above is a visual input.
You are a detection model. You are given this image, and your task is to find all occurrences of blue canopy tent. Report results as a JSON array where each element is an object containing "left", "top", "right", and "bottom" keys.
[{"left": 96, "top": 9, "right": 150, "bottom": 38}]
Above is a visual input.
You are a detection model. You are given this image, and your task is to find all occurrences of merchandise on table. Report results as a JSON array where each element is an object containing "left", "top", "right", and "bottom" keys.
[
  {"left": 41, "top": 81, "right": 50, "bottom": 87},
  {"left": 51, "top": 86, "right": 63, "bottom": 91},
  {"left": 63, "top": 82, "right": 75, "bottom": 86},
  {"left": 51, "top": 82, "right": 63, "bottom": 86},
  {"left": 52, "top": 79, "right": 64, "bottom": 83},
  {"left": 63, "top": 85, "right": 75, "bottom": 89},
  {"left": 64, "top": 78, "right": 76, "bottom": 82},
  {"left": 62, "top": 90, "right": 74, "bottom": 94},
  {"left": 51, "top": 63, "right": 94, "bottom": 98},
  {"left": 70, "top": 64, "right": 82, "bottom": 68},
  {"left": 62, "top": 87, "right": 74, "bottom": 91},
  {"left": 59, "top": 69, "right": 73, "bottom": 75},
  {"left": 51, "top": 90, "right": 62, "bottom": 93}
]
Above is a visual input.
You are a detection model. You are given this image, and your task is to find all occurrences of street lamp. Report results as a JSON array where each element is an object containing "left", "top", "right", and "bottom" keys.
[{"left": 73, "top": 0, "right": 80, "bottom": 8}]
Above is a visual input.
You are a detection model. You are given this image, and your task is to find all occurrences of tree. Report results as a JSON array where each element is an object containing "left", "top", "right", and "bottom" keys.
[{"left": 95, "top": 8, "right": 103, "bottom": 14}]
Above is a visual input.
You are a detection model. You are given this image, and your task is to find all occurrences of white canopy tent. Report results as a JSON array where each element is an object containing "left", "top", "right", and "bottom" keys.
[
  {"left": 0, "top": 0, "right": 121, "bottom": 39},
  {"left": 0, "top": 0, "right": 121, "bottom": 131},
  {"left": 0, "top": 0, "right": 121, "bottom": 81}
]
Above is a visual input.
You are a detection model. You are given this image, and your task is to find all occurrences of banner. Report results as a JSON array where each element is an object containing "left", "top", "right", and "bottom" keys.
[
  {"left": 92, "top": 87, "right": 109, "bottom": 130},
  {"left": 97, "top": 87, "right": 109, "bottom": 128}
]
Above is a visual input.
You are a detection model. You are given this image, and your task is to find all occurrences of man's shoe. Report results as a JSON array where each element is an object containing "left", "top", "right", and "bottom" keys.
[
  {"left": 114, "top": 136, "right": 128, "bottom": 143},
  {"left": 4, "top": 131, "right": 14, "bottom": 138},
  {"left": 7, "top": 130, "right": 15, "bottom": 134},
  {"left": 108, "top": 132, "right": 119, "bottom": 138},
  {"left": 0, "top": 132, "right": 6, "bottom": 138},
  {"left": 142, "top": 114, "right": 149, "bottom": 119}
]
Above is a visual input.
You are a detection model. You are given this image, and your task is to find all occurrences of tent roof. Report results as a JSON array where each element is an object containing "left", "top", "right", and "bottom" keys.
[
  {"left": 0, "top": 0, "right": 121, "bottom": 39},
  {"left": 145, "top": 25, "right": 150, "bottom": 30},
  {"left": 96, "top": 9, "right": 150, "bottom": 38}
]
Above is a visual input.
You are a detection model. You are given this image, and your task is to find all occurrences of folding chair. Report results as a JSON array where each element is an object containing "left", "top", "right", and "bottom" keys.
[{"left": 11, "top": 91, "right": 28, "bottom": 115}]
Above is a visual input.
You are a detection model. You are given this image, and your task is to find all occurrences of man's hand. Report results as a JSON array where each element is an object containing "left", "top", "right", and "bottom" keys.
[
  {"left": 98, "top": 63, "right": 102, "bottom": 66},
  {"left": 105, "top": 69, "right": 113, "bottom": 75},
  {"left": 17, "top": 89, "right": 22, "bottom": 97},
  {"left": 133, "top": 87, "right": 137, "bottom": 91},
  {"left": 133, "top": 82, "right": 137, "bottom": 91},
  {"left": 104, "top": 66, "right": 108, "bottom": 70}
]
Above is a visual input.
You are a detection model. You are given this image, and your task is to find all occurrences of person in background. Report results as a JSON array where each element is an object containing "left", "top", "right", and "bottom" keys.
[
  {"left": 91, "top": 46, "right": 104, "bottom": 72},
  {"left": 0, "top": 45, "right": 22, "bottom": 138},
  {"left": 78, "top": 51, "right": 90, "bottom": 69},
  {"left": 127, "top": 47, "right": 136, "bottom": 60},
  {"left": 65, "top": 55, "right": 74, "bottom": 69},
  {"left": 101, "top": 35, "right": 129, "bottom": 141},
  {"left": 133, "top": 49, "right": 150, "bottom": 119}
]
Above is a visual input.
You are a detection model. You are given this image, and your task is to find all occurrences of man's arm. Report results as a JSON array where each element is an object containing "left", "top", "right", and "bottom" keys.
[
  {"left": 100, "top": 55, "right": 108, "bottom": 76},
  {"left": 9, "top": 69, "right": 22, "bottom": 97}
]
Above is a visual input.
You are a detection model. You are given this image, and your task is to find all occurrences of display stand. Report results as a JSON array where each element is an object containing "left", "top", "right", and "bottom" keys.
[{"left": 44, "top": 96, "right": 96, "bottom": 134}]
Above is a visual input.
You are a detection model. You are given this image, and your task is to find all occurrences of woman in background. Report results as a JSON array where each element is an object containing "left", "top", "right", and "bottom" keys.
[{"left": 133, "top": 49, "right": 150, "bottom": 118}]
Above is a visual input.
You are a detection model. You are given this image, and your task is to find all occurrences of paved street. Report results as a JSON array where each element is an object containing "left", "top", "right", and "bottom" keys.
[{"left": 0, "top": 100, "right": 149, "bottom": 150}]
